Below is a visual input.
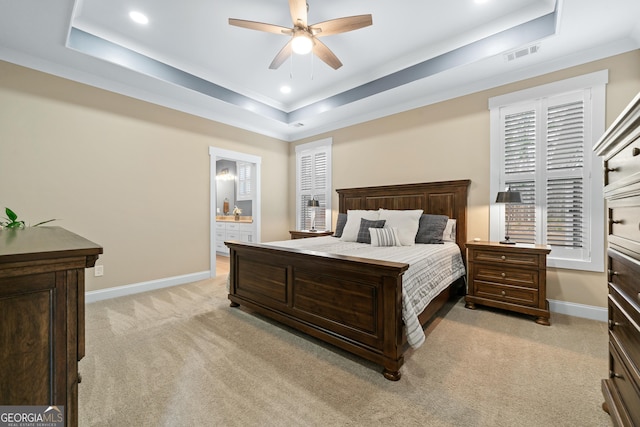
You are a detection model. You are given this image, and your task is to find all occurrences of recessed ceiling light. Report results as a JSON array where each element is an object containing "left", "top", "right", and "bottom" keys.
[
  {"left": 280, "top": 86, "right": 292, "bottom": 94},
  {"left": 129, "top": 11, "right": 149, "bottom": 25}
]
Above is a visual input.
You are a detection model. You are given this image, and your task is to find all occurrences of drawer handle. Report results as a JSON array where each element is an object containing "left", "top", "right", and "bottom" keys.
[
  {"left": 501, "top": 290, "right": 506, "bottom": 296},
  {"left": 609, "top": 219, "right": 623, "bottom": 225},
  {"left": 633, "top": 147, "right": 640, "bottom": 157},
  {"left": 501, "top": 272, "right": 506, "bottom": 278},
  {"left": 608, "top": 320, "right": 623, "bottom": 329},
  {"left": 605, "top": 166, "right": 618, "bottom": 172},
  {"left": 78, "top": 372, "right": 82, "bottom": 384},
  {"left": 610, "top": 371, "right": 623, "bottom": 379},
  {"left": 501, "top": 255, "right": 506, "bottom": 260}
]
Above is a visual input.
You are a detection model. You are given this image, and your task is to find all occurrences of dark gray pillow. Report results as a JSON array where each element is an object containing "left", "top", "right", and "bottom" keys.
[
  {"left": 415, "top": 214, "right": 448, "bottom": 244},
  {"left": 357, "top": 219, "right": 386, "bottom": 244},
  {"left": 333, "top": 213, "right": 348, "bottom": 238}
]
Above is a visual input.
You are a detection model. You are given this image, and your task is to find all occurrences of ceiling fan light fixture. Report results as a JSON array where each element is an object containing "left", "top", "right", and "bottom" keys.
[{"left": 291, "top": 32, "right": 313, "bottom": 55}]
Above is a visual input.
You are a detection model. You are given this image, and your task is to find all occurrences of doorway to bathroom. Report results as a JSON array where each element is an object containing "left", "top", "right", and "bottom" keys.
[{"left": 209, "top": 147, "right": 261, "bottom": 278}]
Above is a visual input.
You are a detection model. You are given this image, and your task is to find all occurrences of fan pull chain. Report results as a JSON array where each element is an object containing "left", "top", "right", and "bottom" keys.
[
  {"left": 310, "top": 50, "right": 314, "bottom": 80},
  {"left": 289, "top": 52, "right": 294, "bottom": 79}
]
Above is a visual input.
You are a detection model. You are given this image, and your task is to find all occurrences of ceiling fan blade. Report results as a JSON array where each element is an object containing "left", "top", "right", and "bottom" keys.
[
  {"left": 311, "top": 15, "right": 373, "bottom": 37},
  {"left": 312, "top": 39, "right": 343, "bottom": 70},
  {"left": 269, "top": 40, "right": 294, "bottom": 69},
  {"left": 289, "top": 0, "right": 308, "bottom": 27},
  {"left": 229, "top": 18, "right": 292, "bottom": 35}
]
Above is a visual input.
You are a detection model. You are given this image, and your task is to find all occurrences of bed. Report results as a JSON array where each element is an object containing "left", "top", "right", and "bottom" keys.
[{"left": 226, "top": 180, "right": 470, "bottom": 380}]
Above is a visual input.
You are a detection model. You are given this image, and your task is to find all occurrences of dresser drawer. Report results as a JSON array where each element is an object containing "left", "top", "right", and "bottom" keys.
[
  {"left": 472, "top": 265, "right": 539, "bottom": 289},
  {"left": 609, "top": 287, "right": 640, "bottom": 384},
  {"left": 608, "top": 342, "right": 640, "bottom": 426},
  {"left": 609, "top": 250, "right": 640, "bottom": 307},
  {"left": 605, "top": 133, "right": 640, "bottom": 190},
  {"left": 474, "top": 282, "right": 538, "bottom": 307},
  {"left": 609, "top": 196, "right": 640, "bottom": 258},
  {"left": 471, "top": 249, "right": 542, "bottom": 268}
]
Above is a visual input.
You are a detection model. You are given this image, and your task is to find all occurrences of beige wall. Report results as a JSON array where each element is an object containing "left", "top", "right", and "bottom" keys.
[
  {"left": 291, "top": 49, "right": 640, "bottom": 308},
  {"left": 0, "top": 61, "right": 290, "bottom": 292},
  {"left": 3, "top": 50, "right": 639, "bottom": 305}
]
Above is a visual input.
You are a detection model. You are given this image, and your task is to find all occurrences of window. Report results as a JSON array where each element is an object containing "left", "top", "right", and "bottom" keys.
[
  {"left": 296, "top": 138, "right": 332, "bottom": 231},
  {"left": 489, "top": 71, "right": 607, "bottom": 272},
  {"left": 236, "top": 161, "right": 254, "bottom": 201}
]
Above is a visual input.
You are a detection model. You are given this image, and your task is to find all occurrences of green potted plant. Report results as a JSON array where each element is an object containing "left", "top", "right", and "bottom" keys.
[{"left": 0, "top": 207, "right": 56, "bottom": 229}]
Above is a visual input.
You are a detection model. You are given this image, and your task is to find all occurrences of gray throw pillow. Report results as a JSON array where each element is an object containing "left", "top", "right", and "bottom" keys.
[
  {"left": 357, "top": 219, "right": 386, "bottom": 244},
  {"left": 333, "top": 213, "right": 348, "bottom": 238},
  {"left": 415, "top": 214, "right": 448, "bottom": 244}
]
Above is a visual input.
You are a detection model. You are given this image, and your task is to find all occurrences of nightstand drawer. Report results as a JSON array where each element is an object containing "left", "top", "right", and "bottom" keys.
[
  {"left": 471, "top": 249, "right": 541, "bottom": 268},
  {"left": 475, "top": 282, "right": 538, "bottom": 307},
  {"left": 473, "top": 266, "right": 539, "bottom": 289}
]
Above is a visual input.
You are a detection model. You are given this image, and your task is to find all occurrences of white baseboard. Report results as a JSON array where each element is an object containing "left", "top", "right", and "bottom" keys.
[
  {"left": 85, "top": 271, "right": 211, "bottom": 303},
  {"left": 548, "top": 299, "right": 607, "bottom": 322}
]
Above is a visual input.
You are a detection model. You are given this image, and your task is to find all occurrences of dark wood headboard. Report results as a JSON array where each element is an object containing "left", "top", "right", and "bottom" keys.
[{"left": 336, "top": 180, "right": 471, "bottom": 256}]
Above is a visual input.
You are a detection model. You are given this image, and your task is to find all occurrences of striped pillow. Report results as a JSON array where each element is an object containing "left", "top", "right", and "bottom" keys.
[{"left": 369, "top": 227, "right": 402, "bottom": 247}]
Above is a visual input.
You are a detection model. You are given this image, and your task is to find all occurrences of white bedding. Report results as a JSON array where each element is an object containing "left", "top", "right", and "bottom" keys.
[{"left": 263, "top": 236, "right": 466, "bottom": 348}]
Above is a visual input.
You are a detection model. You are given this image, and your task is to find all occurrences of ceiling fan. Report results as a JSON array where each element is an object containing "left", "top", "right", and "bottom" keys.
[{"left": 229, "top": 0, "right": 372, "bottom": 70}]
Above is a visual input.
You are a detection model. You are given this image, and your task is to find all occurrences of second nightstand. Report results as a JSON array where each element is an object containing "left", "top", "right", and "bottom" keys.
[
  {"left": 289, "top": 230, "right": 333, "bottom": 239},
  {"left": 465, "top": 241, "right": 552, "bottom": 325}
]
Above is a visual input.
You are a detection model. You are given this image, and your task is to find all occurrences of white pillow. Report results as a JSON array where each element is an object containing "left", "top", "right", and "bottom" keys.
[
  {"left": 370, "top": 227, "right": 402, "bottom": 247},
  {"left": 378, "top": 209, "right": 423, "bottom": 246},
  {"left": 340, "top": 210, "right": 380, "bottom": 242},
  {"left": 443, "top": 219, "right": 457, "bottom": 242}
]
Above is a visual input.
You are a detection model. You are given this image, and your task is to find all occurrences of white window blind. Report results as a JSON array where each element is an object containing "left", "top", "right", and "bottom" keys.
[
  {"left": 489, "top": 71, "right": 606, "bottom": 272},
  {"left": 296, "top": 138, "right": 332, "bottom": 231},
  {"left": 237, "top": 162, "right": 253, "bottom": 201}
]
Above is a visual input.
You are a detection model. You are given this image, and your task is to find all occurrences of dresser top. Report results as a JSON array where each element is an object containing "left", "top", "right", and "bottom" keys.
[{"left": 0, "top": 226, "right": 103, "bottom": 264}]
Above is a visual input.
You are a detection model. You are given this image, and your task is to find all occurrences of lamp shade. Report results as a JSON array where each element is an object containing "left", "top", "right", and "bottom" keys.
[
  {"left": 308, "top": 198, "right": 320, "bottom": 207},
  {"left": 292, "top": 33, "right": 313, "bottom": 55},
  {"left": 495, "top": 190, "right": 522, "bottom": 204}
]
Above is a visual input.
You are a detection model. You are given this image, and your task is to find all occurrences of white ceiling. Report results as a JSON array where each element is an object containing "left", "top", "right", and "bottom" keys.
[{"left": 1, "top": 0, "right": 639, "bottom": 141}]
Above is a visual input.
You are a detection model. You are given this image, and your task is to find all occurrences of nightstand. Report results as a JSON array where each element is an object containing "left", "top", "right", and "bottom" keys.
[
  {"left": 289, "top": 230, "right": 333, "bottom": 239},
  {"left": 465, "top": 241, "right": 552, "bottom": 325}
]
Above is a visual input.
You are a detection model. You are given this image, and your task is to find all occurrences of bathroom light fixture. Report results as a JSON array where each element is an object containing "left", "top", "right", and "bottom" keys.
[{"left": 495, "top": 189, "right": 522, "bottom": 244}]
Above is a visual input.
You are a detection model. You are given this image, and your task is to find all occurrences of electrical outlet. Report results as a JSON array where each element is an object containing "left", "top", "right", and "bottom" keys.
[{"left": 94, "top": 265, "right": 104, "bottom": 277}]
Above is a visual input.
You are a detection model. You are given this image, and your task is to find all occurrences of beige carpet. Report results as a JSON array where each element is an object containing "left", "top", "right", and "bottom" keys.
[{"left": 79, "top": 276, "right": 612, "bottom": 426}]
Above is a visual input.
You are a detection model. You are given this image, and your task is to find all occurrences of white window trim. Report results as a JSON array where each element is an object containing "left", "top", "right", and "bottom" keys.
[
  {"left": 295, "top": 138, "right": 332, "bottom": 231},
  {"left": 489, "top": 70, "right": 607, "bottom": 272}
]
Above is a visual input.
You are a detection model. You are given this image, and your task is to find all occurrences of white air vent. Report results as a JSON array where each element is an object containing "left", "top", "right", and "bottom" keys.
[{"left": 505, "top": 44, "right": 541, "bottom": 62}]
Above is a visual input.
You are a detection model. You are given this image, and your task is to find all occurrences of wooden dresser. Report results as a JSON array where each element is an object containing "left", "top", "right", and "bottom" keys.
[
  {"left": 0, "top": 227, "right": 102, "bottom": 427},
  {"left": 594, "top": 90, "right": 640, "bottom": 426},
  {"left": 465, "top": 241, "right": 551, "bottom": 325}
]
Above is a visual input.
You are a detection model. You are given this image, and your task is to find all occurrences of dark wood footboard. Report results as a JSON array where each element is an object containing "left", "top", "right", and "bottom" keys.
[
  {"left": 226, "top": 180, "right": 470, "bottom": 380},
  {"left": 227, "top": 241, "right": 410, "bottom": 380}
]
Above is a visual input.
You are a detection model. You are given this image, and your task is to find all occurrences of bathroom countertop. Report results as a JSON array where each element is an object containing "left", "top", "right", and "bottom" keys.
[{"left": 216, "top": 216, "right": 253, "bottom": 223}]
